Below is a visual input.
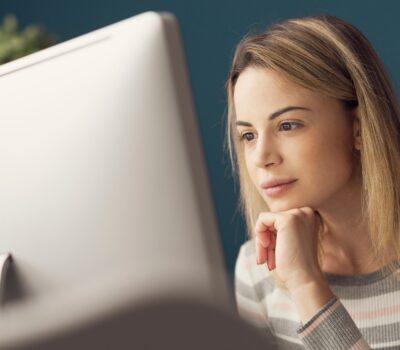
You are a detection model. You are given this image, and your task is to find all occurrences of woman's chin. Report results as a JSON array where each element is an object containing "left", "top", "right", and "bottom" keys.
[{"left": 265, "top": 199, "right": 310, "bottom": 213}]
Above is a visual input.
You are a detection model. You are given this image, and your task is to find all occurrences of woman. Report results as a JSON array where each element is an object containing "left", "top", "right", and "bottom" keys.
[{"left": 227, "top": 14, "right": 400, "bottom": 349}]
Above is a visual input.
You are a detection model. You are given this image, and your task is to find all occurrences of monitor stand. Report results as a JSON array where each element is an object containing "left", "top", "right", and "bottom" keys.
[{"left": 0, "top": 253, "right": 12, "bottom": 305}]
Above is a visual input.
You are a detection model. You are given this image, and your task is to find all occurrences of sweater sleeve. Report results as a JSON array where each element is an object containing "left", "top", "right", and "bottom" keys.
[
  {"left": 296, "top": 295, "right": 371, "bottom": 349},
  {"left": 234, "top": 243, "right": 276, "bottom": 341}
]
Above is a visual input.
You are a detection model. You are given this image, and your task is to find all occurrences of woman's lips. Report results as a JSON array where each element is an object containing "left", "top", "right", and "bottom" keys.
[{"left": 262, "top": 179, "right": 297, "bottom": 197}]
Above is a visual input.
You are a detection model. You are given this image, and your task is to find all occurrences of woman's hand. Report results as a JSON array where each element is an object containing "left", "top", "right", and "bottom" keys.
[{"left": 255, "top": 207, "right": 325, "bottom": 293}]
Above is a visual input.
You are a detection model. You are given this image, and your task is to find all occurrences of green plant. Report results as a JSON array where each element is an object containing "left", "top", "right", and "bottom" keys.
[{"left": 0, "top": 14, "right": 57, "bottom": 64}]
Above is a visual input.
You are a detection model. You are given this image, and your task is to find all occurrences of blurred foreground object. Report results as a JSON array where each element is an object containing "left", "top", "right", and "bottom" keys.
[
  {"left": 0, "top": 294, "right": 274, "bottom": 350},
  {"left": 0, "top": 14, "right": 56, "bottom": 64}
]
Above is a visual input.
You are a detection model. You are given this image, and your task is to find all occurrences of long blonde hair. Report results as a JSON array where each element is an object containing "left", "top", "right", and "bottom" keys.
[{"left": 226, "top": 14, "right": 400, "bottom": 276}]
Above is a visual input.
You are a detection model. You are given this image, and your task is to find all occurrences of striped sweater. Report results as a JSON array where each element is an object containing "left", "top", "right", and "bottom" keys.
[{"left": 235, "top": 238, "right": 400, "bottom": 349}]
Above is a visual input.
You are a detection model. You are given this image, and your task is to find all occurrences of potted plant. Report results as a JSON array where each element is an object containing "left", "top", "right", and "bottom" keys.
[{"left": 0, "top": 14, "right": 56, "bottom": 64}]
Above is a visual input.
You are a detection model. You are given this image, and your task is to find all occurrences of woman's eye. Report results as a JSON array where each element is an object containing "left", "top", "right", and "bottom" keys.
[
  {"left": 237, "top": 122, "right": 301, "bottom": 142},
  {"left": 240, "top": 132, "right": 255, "bottom": 142},
  {"left": 279, "top": 121, "right": 302, "bottom": 131}
]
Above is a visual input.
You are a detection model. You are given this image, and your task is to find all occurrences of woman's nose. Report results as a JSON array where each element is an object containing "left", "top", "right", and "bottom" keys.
[{"left": 252, "top": 135, "right": 281, "bottom": 168}]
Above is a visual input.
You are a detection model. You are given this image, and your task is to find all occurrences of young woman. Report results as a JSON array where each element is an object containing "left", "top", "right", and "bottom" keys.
[{"left": 227, "top": 14, "right": 400, "bottom": 349}]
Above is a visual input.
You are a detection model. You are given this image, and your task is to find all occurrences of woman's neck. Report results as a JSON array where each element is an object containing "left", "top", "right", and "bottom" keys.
[{"left": 316, "top": 171, "right": 385, "bottom": 275}]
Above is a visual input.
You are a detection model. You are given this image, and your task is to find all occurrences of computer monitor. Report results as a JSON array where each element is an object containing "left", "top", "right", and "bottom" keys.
[{"left": 0, "top": 11, "right": 234, "bottom": 345}]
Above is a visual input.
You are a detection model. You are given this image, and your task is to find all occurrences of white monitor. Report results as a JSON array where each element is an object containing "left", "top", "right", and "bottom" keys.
[{"left": 0, "top": 11, "right": 234, "bottom": 345}]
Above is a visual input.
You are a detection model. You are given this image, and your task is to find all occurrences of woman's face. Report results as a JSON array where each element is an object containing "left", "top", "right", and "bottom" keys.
[{"left": 233, "top": 67, "right": 360, "bottom": 213}]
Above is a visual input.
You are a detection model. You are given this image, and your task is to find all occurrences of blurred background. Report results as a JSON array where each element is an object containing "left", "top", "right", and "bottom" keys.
[{"left": 0, "top": 0, "right": 399, "bottom": 286}]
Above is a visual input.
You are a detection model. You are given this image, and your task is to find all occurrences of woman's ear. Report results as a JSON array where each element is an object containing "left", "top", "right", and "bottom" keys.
[{"left": 352, "top": 109, "right": 361, "bottom": 151}]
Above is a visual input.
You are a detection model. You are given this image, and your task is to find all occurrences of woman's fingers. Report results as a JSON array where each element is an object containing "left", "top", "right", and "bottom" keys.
[
  {"left": 258, "top": 230, "right": 270, "bottom": 247},
  {"left": 256, "top": 237, "right": 268, "bottom": 264},
  {"left": 256, "top": 229, "right": 275, "bottom": 266},
  {"left": 255, "top": 207, "right": 322, "bottom": 279},
  {"left": 267, "top": 232, "right": 276, "bottom": 270},
  {"left": 254, "top": 212, "right": 277, "bottom": 267},
  {"left": 254, "top": 212, "right": 278, "bottom": 234}
]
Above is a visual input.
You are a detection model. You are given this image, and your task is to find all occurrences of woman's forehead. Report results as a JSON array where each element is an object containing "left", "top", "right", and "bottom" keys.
[
  {"left": 236, "top": 68, "right": 310, "bottom": 101},
  {"left": 233, "top": 68, "right": 336, "bottom": 122}
]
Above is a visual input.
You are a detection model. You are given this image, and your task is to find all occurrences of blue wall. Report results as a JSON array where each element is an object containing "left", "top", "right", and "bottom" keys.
[{"left": 2, "top": 0, "right": 399, "bottom": 286}]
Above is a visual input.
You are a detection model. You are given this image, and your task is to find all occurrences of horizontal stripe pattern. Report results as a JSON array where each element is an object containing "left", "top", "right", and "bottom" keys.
[
  {"left": 361, "top": 322, "right": 400, "bottom": 344},
  {"left": 329, "top": 277, "right": 400, "bottom": 299},
  {"left": 235, "top": 238, "right": 400, "bottom": 349}
]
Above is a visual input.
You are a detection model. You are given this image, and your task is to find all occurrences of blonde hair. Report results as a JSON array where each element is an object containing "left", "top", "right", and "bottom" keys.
[{"left": 226, "top": 14, "right": 400, "bottom": 280}]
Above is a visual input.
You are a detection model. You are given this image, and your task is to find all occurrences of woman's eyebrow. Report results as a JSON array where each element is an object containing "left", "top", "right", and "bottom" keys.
[{"left": 235, "top": 106, "right": 311, "bottom": 126}]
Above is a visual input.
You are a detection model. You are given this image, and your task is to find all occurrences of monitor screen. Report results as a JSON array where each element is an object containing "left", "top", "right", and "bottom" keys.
[{"left": 0, "top": 11, "right": 233, "bottom": 345}]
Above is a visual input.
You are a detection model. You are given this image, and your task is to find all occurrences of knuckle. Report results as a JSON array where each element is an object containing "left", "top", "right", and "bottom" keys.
[
  {"left": 287, "top": 208, "right": 302, "bottom": 217},
  {"left": 285, "top": 213, "right": 297, "bottom": 223},
  {"left": 256, "top": 214, "right": 264, "bottom": 226},
  {"left": 302, "top": 207, "right": 315, "bottom": 214}
]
